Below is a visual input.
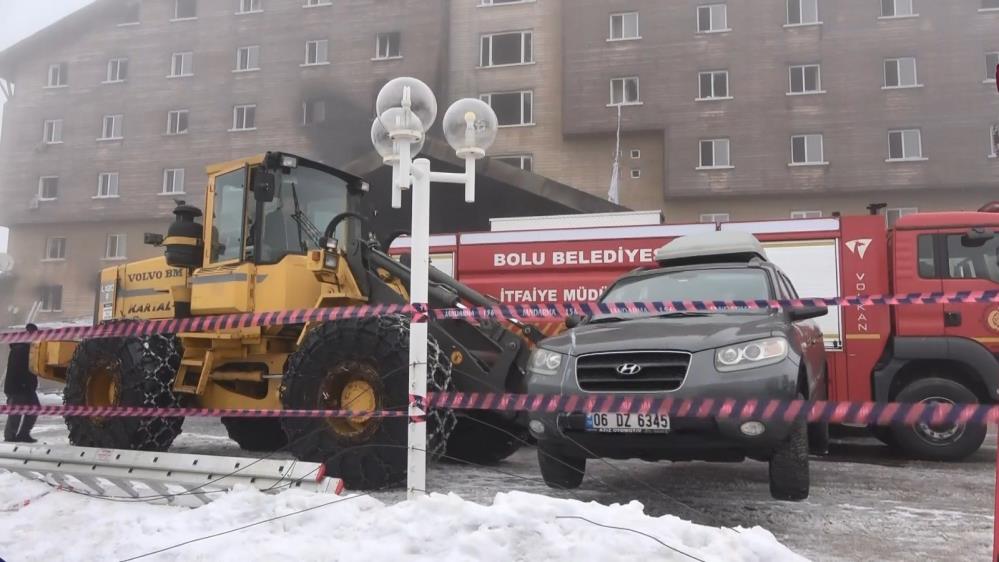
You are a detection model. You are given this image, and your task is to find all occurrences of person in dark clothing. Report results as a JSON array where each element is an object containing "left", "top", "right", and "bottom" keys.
[{"left": 4, "top": 323, "right": 39, "bottom": 443}]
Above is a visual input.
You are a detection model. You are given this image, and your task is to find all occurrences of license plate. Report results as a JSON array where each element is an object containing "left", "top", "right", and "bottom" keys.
[{"left": 585, "top": 412, "right": 671, "bottom": 434}]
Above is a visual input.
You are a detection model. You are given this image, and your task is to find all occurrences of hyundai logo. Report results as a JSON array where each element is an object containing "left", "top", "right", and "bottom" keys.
[{"left": 616, "top": 363, "right": 643, "bottom": 376}]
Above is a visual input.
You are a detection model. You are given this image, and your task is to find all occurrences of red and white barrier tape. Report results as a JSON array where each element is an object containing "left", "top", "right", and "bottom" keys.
[
  {"left": 3, "top": 394, "right": 997, "bottom": 427},
  {"left": 2, "top": 290, "right": 998, "bottom": 344}
]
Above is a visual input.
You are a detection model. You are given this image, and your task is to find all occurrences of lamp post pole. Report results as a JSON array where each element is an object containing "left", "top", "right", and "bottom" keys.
[
  {"left": 371, "top": 77, "right": 498, "bottom": 500},
  {"left": 406, "top": 157, "right": 431, "bottom": 500}
]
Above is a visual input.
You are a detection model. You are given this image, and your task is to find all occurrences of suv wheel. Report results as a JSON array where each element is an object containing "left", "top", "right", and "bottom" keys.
[
  {"left": 538, "top": 445, "right": 586, "bottom": 490},
  {"left": 890, "top": 377, "right": 987, "bottom": 461},
  {"left": 769, "top": 397, "right": 810, "bottom": 501}
]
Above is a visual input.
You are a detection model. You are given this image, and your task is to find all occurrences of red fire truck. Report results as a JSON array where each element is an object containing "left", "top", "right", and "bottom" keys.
[{"left": 392, "top": 205, "right": 999, "bottom": 460}]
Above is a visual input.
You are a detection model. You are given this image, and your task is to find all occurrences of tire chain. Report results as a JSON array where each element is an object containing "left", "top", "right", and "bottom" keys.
[
  {"left": 377, "top": 315, "right": 457, "bottom": 462},
  {"left": 134, "top": 335, "right": 184, "bottom": 450}
]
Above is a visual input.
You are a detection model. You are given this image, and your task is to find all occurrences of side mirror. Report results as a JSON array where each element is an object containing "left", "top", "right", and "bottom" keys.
[
  {"left": 565, "top": 314, "right": 584, "bottom": 329},
  {"left": 962, "top": 227, "right": 995, "bottom": 248},
  {"left": 251, "top": 168, "right": 276, "bottom": 203},
  {"left": 789, "top": 305, "right": 827, "bottom": 322}
]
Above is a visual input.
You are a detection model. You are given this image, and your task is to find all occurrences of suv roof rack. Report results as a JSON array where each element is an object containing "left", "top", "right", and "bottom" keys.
[{"left": 655, "top": 231, "right": 768, "bottom": 266}]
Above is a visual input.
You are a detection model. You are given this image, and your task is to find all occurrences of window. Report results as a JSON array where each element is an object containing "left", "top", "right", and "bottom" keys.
[
  {"left": 100, "top": 114, "right": 124, "bottom": 140},
  {"left": 170, "top": 52, "right": 193, "bottom": 77},
  {"left": 97, "top": 173, "right": 120, "bottom": 198},
  {"left": 375, "top": 32, "right": 401, "bottom": 59},
  {"left": 884, "top": 57, "right": 919, "bottom": 88},
  {"left": 302, "top": 99, "right": 327, "bottom": 125},
  {"left": 886, "top": 207, "right": 917, "bottom": 227},
  {"left": 610, "top": 77, "right": 640, "bottom": 105},
  {"left": 39, "top": 286, "right": 63, "bottom": 312},
  {"left": 305, "top": 40, "right": 329, "bottom": 65},
  {"left": 700, "top": 213, "right": 730, "bottom": 223},
  {"left": 881, "top": 0, "right": 915, "bottom": 17},
  {"left": 991, "top": 126, "right": 998, "bottom": 157},
  {"left": 46, "top": 63, "right": 67, "bottom": 87},
  {"left": 791, "top": 134, "right": 825, "bottom": 164},
  {"left": 697, "top": 4, "right": 729, "bottom": 32},
  {"left": 494, "top": 154, "right": 533, "bottom": 171},
  {"left": 480, "top": 91, "right": 533, "bottom": 126},
  {"left": 236, "top": 46, "right": 260, "bottom": 71},
  {"left": 105, "top": 58, "right": 128, "bottom": 82},
  {"left": 44, "top": 237, "right": 66, "bottom": 261},
  {"left": 930, "top": 234, "right": 999, "bottom": 282},
  {"left": 480, "top": 31, "right": 533, "bottom": 66},
  {"left": 210, "top": 169, "right": 247, "bottom": 263},
  {"left": 888, "top": 129, "right": 923, "bottom": 160},
  {"left": 174, "top": 0, "right": 196, "bottom": 19},
  {"left": 986, "top": 52, "right": 998, "bottom": 81},
  {"left": 699, "top": 139, "right": 731, "bottom": 168},
  {"left": 630, "top": 169, "right": 642, "bottom": 179},
  {"left": 698, "top": 70, "right": 729, "bottom": 99},
  {"left": 789, "top": 64, "right": 822, "bottom": 93},
  {"left": 630, "top": 149, "right": 641, "bottom": 159},
  {"left": 237, "top": 0, "right": 261, "bottom": 13},
  {"left": 120, "top": 2, "right": 140, "bottom": 24},
  {"left": 163, "top": 169, "right": 185, "bottom": 194},
  {"left": 609, "top": 13, "right": 640, "bottom": 40},
  {"left": 787, "top": 0, "right": 819, "bottom": 25},
  {"left": 232, "top": 104, "right": 257, "bottom": 131},
  {"left": 43, "top": 119, "right": 63, "bottom": 144},
  {"left": 982, "top": 0, "right": 999, "bottom": 10},
  {"left": 791, "top": 210, "right": 823, "bottom": 219},
  {"left": 304, "top": 0, "right": 332, "bottom": 5},
  {"left": 166, "top": 110, "right": 189, "bottom": 135},
  {"left": 479, "top": 0, "right": 532, "bottom": 4},
  {"left": 38, "top": 176, "right": 59, "bottom": 200},
  {"left": 106, "top": 234, "right": 127, "bottom": 260}
]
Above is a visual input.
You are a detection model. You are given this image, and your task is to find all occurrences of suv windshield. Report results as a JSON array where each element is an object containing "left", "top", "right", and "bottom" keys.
[
  {"left": 255, "top": 164, "right": 353, "bottom": 264},
  {"left": 600, "top": 267, "right": 773, "bottom": 304}
]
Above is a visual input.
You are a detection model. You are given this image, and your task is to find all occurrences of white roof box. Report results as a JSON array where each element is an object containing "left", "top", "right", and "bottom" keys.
[
  {"left": 655, "top": 231, "right": 768, "bottom": 265},
  {"left": 489, "top": 210, "right": 664, "bottom": 232}
]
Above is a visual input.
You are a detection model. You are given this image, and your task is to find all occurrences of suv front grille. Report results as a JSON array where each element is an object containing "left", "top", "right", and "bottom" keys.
[{"left": 575, "top": 352, "right": 690, "bottom": 392}]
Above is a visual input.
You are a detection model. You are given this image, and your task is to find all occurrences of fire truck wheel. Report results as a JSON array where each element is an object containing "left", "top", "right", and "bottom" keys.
[
  {"left": 891, "top": 377, "right": 987, "bottom": 461},
  {"left": 279, "top": 315, "right": 457, "bottom": 491},
  {"left": 537, "top": 445, "right": 585, "bottom": 490},
  {"left": 64, "top": 335, "right": 184, "bottom": 451},
  {"left": 221, "top": 418, "right": 288, "bottom": 452},
  {"left": 444, "top": 412, "right": 526, "bottom": 465},
  {"left": 768, "top": 395, "right": 810, "bottom": 501}
]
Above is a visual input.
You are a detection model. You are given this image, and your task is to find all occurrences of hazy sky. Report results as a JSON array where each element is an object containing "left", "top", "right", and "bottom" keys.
[{"left": 0, "top": 0, "right": 94, "bottom": 235}]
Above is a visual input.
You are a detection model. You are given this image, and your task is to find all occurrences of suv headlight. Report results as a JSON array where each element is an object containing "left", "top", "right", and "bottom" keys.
[
  {"left": 528, "top": 348, "right": 564, "bottom": 376},
  {"left": 715, "top": 337, "right": 789, "bottom": 372}
]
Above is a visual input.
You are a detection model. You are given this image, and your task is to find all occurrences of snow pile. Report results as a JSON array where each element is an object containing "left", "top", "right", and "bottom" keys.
[{"left": 0, "top": 473, "right": 806, "bottom": 562}]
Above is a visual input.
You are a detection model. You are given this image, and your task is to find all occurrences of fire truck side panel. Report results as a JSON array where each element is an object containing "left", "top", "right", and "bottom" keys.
[
  {"left": 837, "top": 216, "right": 892, "bottom": 402},
  {"left": 892, "top": 227, "right": 946, "bottom": 337}
]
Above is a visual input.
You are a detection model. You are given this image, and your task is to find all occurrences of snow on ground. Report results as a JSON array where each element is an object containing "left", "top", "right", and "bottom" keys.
[{"left": 0, "top": 473, "right": 803, "bottom": 562}]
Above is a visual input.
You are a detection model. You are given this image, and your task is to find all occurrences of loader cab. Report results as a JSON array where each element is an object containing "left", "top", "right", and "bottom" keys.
[
  {"left": 188, "top": 152, "right": 370, "bottom": 315},
  {"left": 204, "top": 152, "right": 368, "bottom": 267}
]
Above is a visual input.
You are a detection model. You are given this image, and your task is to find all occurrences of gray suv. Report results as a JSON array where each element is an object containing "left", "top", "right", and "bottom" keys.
[{"left": 526, "top": 232, "right": 828, "bottom": 501}]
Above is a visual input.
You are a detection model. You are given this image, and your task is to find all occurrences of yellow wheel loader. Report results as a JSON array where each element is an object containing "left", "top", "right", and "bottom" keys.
[{"left": 29, "top": 152, "right": 542, "bottom": 489}]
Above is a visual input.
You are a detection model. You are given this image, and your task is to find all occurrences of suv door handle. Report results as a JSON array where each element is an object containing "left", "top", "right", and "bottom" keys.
[{"left": 944, "top": 311, "right": 962, "bottom": 327}]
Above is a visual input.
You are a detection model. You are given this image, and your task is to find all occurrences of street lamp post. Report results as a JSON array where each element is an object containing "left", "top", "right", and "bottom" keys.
[{"left": 371, "top": 77, "right": 498, "bottom": 500}]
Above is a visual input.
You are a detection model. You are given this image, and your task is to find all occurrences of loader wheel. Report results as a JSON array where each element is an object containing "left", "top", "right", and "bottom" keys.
[
  {"left": 221, "top": 418, "right": 288, "bottom": 452},
  {"left": 445, "top": 412, "right": 526, "bottom": 465},
  {"left": 280, "top": 315, "right": 456, "bottom": 490},
  {"left": 64, "top": 335, "right": 184, "bottom": 451}
]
